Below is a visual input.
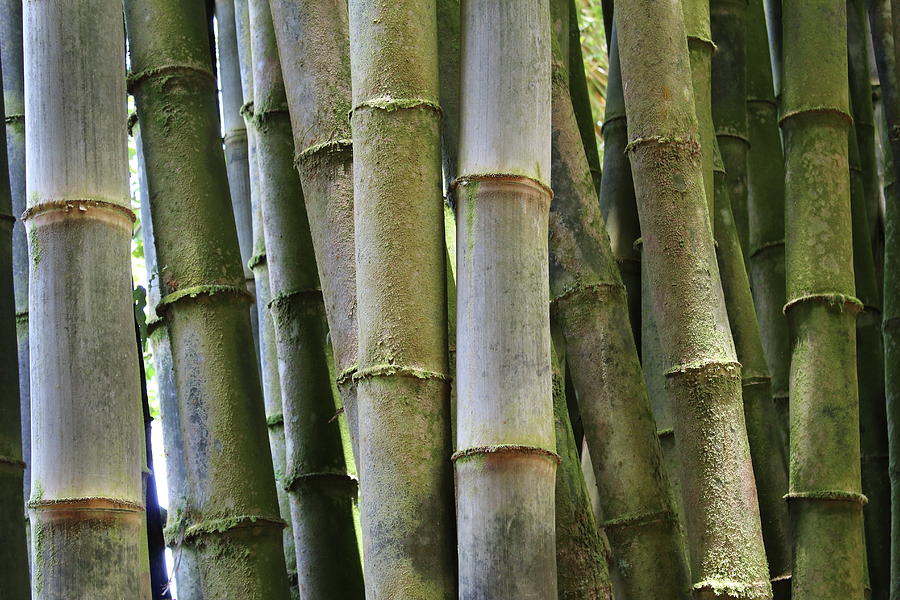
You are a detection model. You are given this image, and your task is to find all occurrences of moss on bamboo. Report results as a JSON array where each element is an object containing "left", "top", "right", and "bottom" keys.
[
  {"left": 781, "top": 2, "right": 866, "bottom": 598},
  {"left": 614, "top": 0, "right": 772, "bottom": 597},
  {"left": 549, "top": 4, "right": 690, "bottom": 597}
]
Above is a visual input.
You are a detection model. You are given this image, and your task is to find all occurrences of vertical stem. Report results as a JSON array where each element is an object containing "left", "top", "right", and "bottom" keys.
[
  {"left": 349, "top": 0, "right": 455, "bottom": 596},
  {"left": 746, "top": 0, "right": 790, "bottom": 447},
  {"left": 215, "top": 0, "right": 258, "bottom": 360},
  {"left": 781, "top": 2, "right": 866, "bottom": 598},
  {"left": 455, "top": 1, "right": 556, "bottom": 596},
  {"left": 567, "top": 1, "right": 603, "bottom": 201},
  {"left": 549, "top": 4, "right": 691, "bottom": 598},
  {"left": 683, "top": 0, "right": 716, "bottom": 220},
  {"left": 25, "top": 0, "right": 149, "bottom": 597},
  {"left": 124, "top": 1, "right": 291, "bottom": 597},
  {"left": 615, "top": 0, "right": 773, "bottom": 597}
]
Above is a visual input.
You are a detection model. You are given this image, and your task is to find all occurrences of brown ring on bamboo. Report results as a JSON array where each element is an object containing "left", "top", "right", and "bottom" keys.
[
  {"left": 600, "top": 508, "right": 674, "bottom": 530},
  {"left": 664, "top": 360, "right": 742, "bottom": 377},
  {"left": 550, "top": 280, "right": 626, "bottom": 308},
  {"left": 348, "top": 96, "right": 443, "bottom": 121},
  {"left": 0, "top": 455, "right": 26, "bottom": 468},
  {"left": 778, "top": 106, "right": 853, "bottom": 127},
  {"left": 784, "top": 490, "right": 868, "bottom": 505},
  {"left": 782, "top": 293, "right": 864, "bottom": 315},
  {"left": 692, "top": 578, "right": 771, "bottom": 597},
  {"left": 126, "top": 63, "right": 216, "bottom": 93},
  {"left": 267, "top": 288, "right": 323, "bottom": 312},
  {"left": 22, "top": 199, "right": 136, "bottom": 232},
  {"left": 29, "top": 497, "right": 145, "bottom": 513},
  {"left": 451, "top": 173, "right": 554, "bottom": 199},
  {"left": 294, "top": 138, "right": 353, "bottom": 168},
  {"left": 284, "top": 471, "right": 358, "bottom": 493},
  {"left": 451, "top": 444, "right": 562, "bottom": 465},
  {"left": 353, "top": 364, "right": 449, "bottom": 383},
  {"left": 174, "top": 515, "right": 287, "bottom": 545},
  {"left": 155, "top": 284, "right": 254, "bottom": 314}
]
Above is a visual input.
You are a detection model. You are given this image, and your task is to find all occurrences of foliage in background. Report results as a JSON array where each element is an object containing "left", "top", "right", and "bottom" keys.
[{"left": 575, "top": 0, "right": 608, "bottom": 161}]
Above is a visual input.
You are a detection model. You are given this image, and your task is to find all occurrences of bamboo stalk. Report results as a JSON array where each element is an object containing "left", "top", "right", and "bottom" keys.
[
  {"left": 711, "top": 0, "right": 751, "bottom": 261},
  {"left": 0, "top": 0, "right": 29, "bottom": 543},
  {"left": 0, "top": 21, "right": 28, "bottom": 597},
  {"left": 550, "top": 329, "right": 612, "bottom": 600},
  {"left": 746, "top": 0, "right": 789, "bottom": 446},
  {"left": 247, "top": 1, "right": 363, "bottom": 597},
  {"left": 348, "top": 1, "right": 455, "bottom": 596},
  {"left": 683, "top": 0, "right": 716, "bottom": 219},
  {"left": 124, "top": 2, "right": 291, "bottom": 597},
  {"left": 781, "top": 2, "right": 866, "bottom": 598},
  {"left": 566, "top": 1, "right": 602, "bottom": 202},
  {"left": 24, "top": 1, "right": 149, "bottom": 596},
  {"left": 712, "top": 142, "right": 791, "bottom": 598},
  {"left": 215, "top": 0, "right": 258, "bottom": 359},
  {"left": 849, "top": 120, "right": 891, "bottom": 600},
  {"left": 455, "top": 1, "right": 556, "bottom": 597},
  {"left": 614, "top": 1, "right": 773, "bottom": 597},
  {"left": 267, "top": 0, "right": 361, "bottom": 460},
  {"left": 549, "top": 5, "right": 691, "bottom": 598}
]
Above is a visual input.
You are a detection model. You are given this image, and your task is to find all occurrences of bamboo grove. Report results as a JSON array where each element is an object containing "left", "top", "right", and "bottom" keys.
[{"left": 4, "top": 0, "right": 900, "bottom": 598}]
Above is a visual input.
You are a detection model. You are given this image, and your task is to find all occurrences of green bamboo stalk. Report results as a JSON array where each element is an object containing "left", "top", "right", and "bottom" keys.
[
  {"left": 599, "top": 25, "right": 642, "bottom": 349},
  {"left": 849, "top": 121, "right": 891, "bottom": 600},
  {"left": 247, "top": 2, "right": 363, "bottom": 597},
  {"left": 215, "top": 0, "right": 258, "bottom": 358},
  {"left": 781, "top": 2, "right": 866, "bottom": 598},
  {"left": 550, "top": 329, "right": 612, "bottom": 600},
  {"left": 763, "top": 0, "right": 782, "bottom": 99},
  {"left": 267, "top": 0, "right": 361, "bottom": 460},
  {"left": 124, "top": 2, "right": 291, "bottom": 597},
  {"left": 137, "top": 124, "right": 204, "bottom": 600},
  {"left": 712, "top": 0, "right": 751, "bottom": 262},
  {"left": 437, "top": 0, "right": 461, "bottom": 193},
  {"left": 614, "top": 0, "right": 773, "bottom": 597},
  {"left": 348, "top": 1, "right": 455, "bottom": 596},
  {"left": 0, "top": 20, "right": 28, "bottom": 597},
  {"left": 683, "top": 0, "right": 716, "bottom": 219},
  {"left": 0, "top": 0, "right": 28, "bottom": 540},
  {"left": 712, "top": 143, "right": 791, "bottom": 598},
  {"left": 746, "top": 0, "right": 789, "bottom": 446},
  {"left": 455, "top": 1, "right": 555, "bottom": 596},
  {"left": 549, "top": 5, "right": 691, "bottom": 598},
  {"left": 25, "top": 1, "right": 149, "bottom": 597},
  {"left": 567, "top": 1, "right": 603, "bottom": 201},
  {"left": 865, "top": 4, "right": 900, "bottom": 593}
]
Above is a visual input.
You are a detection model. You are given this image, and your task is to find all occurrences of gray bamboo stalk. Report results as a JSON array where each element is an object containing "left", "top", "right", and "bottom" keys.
[
  {"left": 232, "top": 3, "right": 297, "bottom": 589},
  {"left": 248, "top": 1, "right": 363, "bottom": 597},
  {"left": 746, "top": 0, "right": 789, "bottom": 446},
  {"left": 599, "top": 25, "right": 642, "bottom": 349},
  {"left": 348, "top": 1, "right": 455, "bottom": 597},
  {"left": 849, "top": 121, "right": 891, "bottom": 600},
  {"left": 137, "top": 123, "right": 204, "bottom": 600},
  {"left": 0, "top": 26, "right": 28, "bottom": 597},
  {"left": 763, "top": 0, "right": 782, "bottom": 99},
  {"left": 24, "top": 0, "right": 149, "bottom": 597},
  {"left": 267, "top": 0, "right": 360, "bottom": 459},
  {"left": 216, "top": 0, "right": 258, "bottom": 358},
  {"left": 865, "top": 3, "right": 900, "bottom": 594},
  {"left": 550, "top": 330, "right": 612, "bottom": 600},
  {"left": 711, "top": 0, "right": 751, "bottom": 261},
  {"left": 566, "top": 2, "right": 603, "bottom": 202},
  {"left": 614, "top": 1, "right": 773, "bottom": 597},
  {"left": 124, "top": 1, "right": 291, "bottom": 597},
  {"left": 549, "top": 5, "right": 691, "bottom": 598},
  {"left": 0, "top": 0, "right": 28, "bottom": 535},
  {"left": 455, "top": 1, "right": 556, "bottom": 596},
  {"left": 781, "top": 2, "right": 866, "bottom": 598},
  {"left": 712, "top": 143, "right": 792, "bottom": 598}
]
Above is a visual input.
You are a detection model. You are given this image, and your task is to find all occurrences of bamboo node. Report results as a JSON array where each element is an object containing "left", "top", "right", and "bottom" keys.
[
  {"left": 600, "top": 113, "right": 626, "bottom": 134},
  {"left": 741, "top": 374, "right": 771, "bottom": 388},
  {"left": 624, "top": 135, "right": 701, "bottom": 156},
  {"left": 692, "top": 578, "right": 771, "bottom": 599},
  {"left": 749, "top": 238, "right": 784, "bottom": 259},
  {"left": 15, "top": 311, "right": 28, "bottom": 325},
  {"left": 267, "top": 288, "right": 324, "bottom": 312},
  {"left": 665, "top": 360, "right": 741, "bottom": 378},
  {"left": 656, "top": 428, "right": 674, "bottom": 438},
  {"left": 600, "top": 508, "right": 674, "bottom": 530},
  {"left": 551, "top": 280, "right": 625, "bottom": 308},
  {"left": 126, "top": 63, "right": 216, "bottom": 93},
  {"left": 715, "top": 129, "right": 751, "bottom": 146},
  {"left": 782, "top": 293, "right": 863, "bottom": 315},
  {"left": 246, "top": 102, "right": 291, "bottom": 129},
  {"left": 686, "top": 34, "right": 718, "bottom": 54},
  {"left": 156, "top": 284, "right": 253, "bottom": 313},
  {"left": 284, "top": 470, "right": 358, "bottom": 493},
  {"left": 353, "top": 364, "right": 449, "bottom": 383},
  {"left": 240, "top": 101, "right": 254, "bottom": 121},
  {"left": 248, "top": 251, "right": 267, "bottom": 270},
  {"left": 746, "top": 97, "right": 778, "bottom": 109},
  {"left": 167, "top": 514, "right": 287, "bottom": 545},
  {"left": 0, "top": 455, "right": 26, "bottom": 468},
  {"left": 266, "top": 413, "right": 284, "bottom": 427},
  {"left": 4, "top": 113, "right": 24, "bottom": 124},
  {"left": 336, "top": 364, "right": 358, "bottom": 386},
  {"left": 349, "top": 96, "right": 443, "bottom": 119},
  {"left": 145, "top": 314, "right": 165, "bottom": 336},
  {"left": 784, "top": 490, "right": 867, "bottom": 505},
  {"left": 452, "top": 173, "right": 553, "bottom": 199},
  {"left": 0, "top": 212, "right": 15, "bottom": 222},
  {"left": 223, "top": 128, "right": 248, "bottom": 145},
  {"left": 295, "top": 138, "right": 353, "bottom": 166},
  {"left": 778, "top": 106, "right": 853, "bottom": 128},
  {"left": 22, "top": 199, "right": 136, "bottom": 225},
  {"left": 126, "top": 112, "right": 139, "bottom": 136},
  {"left": 29, "top": 497, "right": 145, "bottom": 512},
  {"left": 451, "top": 444, "right": 561, "bottom": 464}
]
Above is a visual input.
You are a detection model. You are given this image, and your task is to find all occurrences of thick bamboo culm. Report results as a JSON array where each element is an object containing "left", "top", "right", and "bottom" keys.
[
  {"left": 614, "top": 0, "right": 773, "bottom": 597},
  {"left": 25, "top": 0, "right": 149, "bottom": 597},
  {"left": 455, "top": 1, "right": 557, "bottom": 597},
  {"left": 549, "top": 5, "right": 691, "bottom": 599},
  {"left": 683, "top": 0, "right": 716, "bottom": 220},
  {"left": 248, "top": 0, "right": 363, "bottom": 597},
  {"left": 781, "top": 2, "right": 866, "bottom": 598},
  {"left": 124, "top": 1, "right": 291, "bottom": 597}
]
